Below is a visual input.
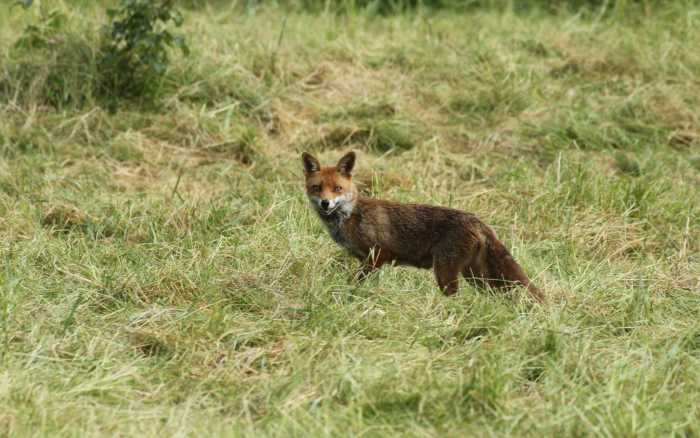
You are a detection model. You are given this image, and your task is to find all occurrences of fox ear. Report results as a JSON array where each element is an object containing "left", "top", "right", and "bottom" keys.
[
  {"left": 337, "top": 151, "right": 356, "bottom": 175},
  {"left": 302, "top": 152, "right": 321, "bottom": 173}
]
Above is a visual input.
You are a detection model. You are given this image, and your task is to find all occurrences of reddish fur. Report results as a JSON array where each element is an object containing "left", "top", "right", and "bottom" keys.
[{"left": 302, "top": 152, "right": 544, "bottom": 303}]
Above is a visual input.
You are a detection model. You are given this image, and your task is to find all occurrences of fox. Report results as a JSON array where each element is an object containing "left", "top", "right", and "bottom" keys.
[{"left": 301, "top": 151, "right": 545, "bottom": 303}]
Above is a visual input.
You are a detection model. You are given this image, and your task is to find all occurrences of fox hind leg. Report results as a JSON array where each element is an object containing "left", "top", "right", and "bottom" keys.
[
  {"left": 461, "top": 240, "right": 489, "bottom": 288},
  {"left": 463, "top": 239, "right": 545, "bottom": 303}
]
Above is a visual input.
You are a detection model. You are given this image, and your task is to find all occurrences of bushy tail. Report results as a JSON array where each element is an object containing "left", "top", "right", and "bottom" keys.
[{"left": 485, "top": 237, "right": 545, "bottom": 303}]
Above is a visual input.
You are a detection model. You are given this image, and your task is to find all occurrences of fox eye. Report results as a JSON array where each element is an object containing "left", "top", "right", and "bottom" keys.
[
  {"left": 333, "top": 186, "right": 343, "bottom": 193},
  {"left": 310, "top": 185, "right": 321, "bottom": 193}
]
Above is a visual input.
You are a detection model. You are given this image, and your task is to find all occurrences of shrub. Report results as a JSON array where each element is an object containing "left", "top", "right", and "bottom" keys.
[
  {"left": 98, "top": 0, "right": 189, "bottom": 107},
  {"left": 3, "top": 0, "right": 189, "bottom": 109},
  {"left": 0, "top": 5, "right": 97, "bottom": 108}
]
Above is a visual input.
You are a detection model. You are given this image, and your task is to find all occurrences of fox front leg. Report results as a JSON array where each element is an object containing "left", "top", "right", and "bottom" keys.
[{"left": 354, "top": 247, "right": 392, "bottom": 282}]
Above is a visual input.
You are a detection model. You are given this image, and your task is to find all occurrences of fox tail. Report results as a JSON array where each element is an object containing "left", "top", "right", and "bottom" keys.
[{"left": 484, "top": 236, "right": 545, "bottom": 303}]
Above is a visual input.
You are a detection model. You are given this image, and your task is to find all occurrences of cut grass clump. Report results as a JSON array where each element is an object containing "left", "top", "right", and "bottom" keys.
[
  {"left": 314, "top": 121, "right": 418, "bottom": 153},
  {"left": 614, "top": 151, "right": 642, "bottom": 177},
  {"left": 446, "top": 88, "right": 528, "bottom": 123},
  {"left": 41, "top": 203, "right": 90, "bottom": 234},
  {"left": 128, "top": 329, "right": 174, "bottom": 358},
  {"left": 312, "top": 101, "right": 419, "bottom": 153},
  {"left": 321, "top": 101, "right": 397, "bottom": 121},
  {"left": 522, "top": 101, "right": 671, "bottom": 155},
  {"left": 178, "top": 68, "right": 272, "bottom": 119},
  {"left": 204, "top": 125, "right": 261, "bottom": 165}
]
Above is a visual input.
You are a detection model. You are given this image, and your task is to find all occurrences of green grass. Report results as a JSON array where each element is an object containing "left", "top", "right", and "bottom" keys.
[{"left": 1, "top": 1, "right": 699, "bottom": 436}]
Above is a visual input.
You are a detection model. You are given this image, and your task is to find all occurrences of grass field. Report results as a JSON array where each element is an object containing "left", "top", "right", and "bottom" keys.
[{"left": 1, "top": 1, "right": 699, "bottom": 436}]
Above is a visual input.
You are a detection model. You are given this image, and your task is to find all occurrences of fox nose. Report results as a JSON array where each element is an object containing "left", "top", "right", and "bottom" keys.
[{"left": 320, "top": 200, "right": 330, "bottom": 210}]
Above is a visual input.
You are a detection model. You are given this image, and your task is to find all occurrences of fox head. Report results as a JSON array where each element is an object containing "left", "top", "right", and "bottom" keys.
[{"left": 302, "top": 151, "right": 358, "bottom": 217}]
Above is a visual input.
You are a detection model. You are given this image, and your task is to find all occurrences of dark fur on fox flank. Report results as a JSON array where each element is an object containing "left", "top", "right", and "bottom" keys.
[{"left": 302, "top": 151, "right": 544, "bottom": 303}]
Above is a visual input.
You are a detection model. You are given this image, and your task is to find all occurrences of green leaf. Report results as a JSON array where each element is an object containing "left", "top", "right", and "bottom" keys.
[
  {"left": 171, "top": 10, "right": 184, "bottom": 27},
  {"left": 158, "top": 63, "right": 168, "bottom": 74},
  {"left": 13, "top": 0, "right": 34, "bottom": 9},
  {"left": 173, "top": 35, "right": 189, "bottom": 56}
]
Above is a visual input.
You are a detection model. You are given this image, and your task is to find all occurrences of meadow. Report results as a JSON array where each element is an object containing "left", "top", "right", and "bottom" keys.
[{"left": 0, "top": 1, "right": 699, "bottom": 436}]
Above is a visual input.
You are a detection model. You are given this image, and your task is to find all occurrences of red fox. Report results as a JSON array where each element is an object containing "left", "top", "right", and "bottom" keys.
[{"left": 302, "top": 151, "right": 545, "bottom": 303}]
